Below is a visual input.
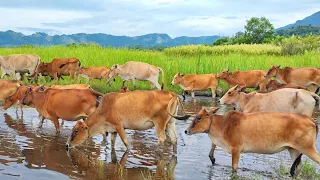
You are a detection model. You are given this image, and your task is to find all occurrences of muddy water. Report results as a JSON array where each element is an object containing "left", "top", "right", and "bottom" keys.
[{"left": 0, "top": 97, "right": 319, "bottom": 180}]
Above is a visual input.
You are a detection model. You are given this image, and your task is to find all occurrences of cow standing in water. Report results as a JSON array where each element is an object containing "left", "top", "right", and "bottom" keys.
[
  {"left": 220, "top": 85, "right": 319, "bottom": 117},
  {"left": 66, "top": 90, "right": 190, "bottom": 152},
  {"left": 185, "top": 107, "right": 320, "bottom": 177},
  {"left": 0, "top": 54, "right": 41, "bottom": 81},
  {"left": 171, "top": 73, "right": 221, "bottom": 100},
  {"left": 107, "top": 61, "right": 165, "bottom": 90}
]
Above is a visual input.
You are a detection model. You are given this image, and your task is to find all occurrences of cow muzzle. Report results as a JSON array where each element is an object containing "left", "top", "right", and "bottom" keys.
[{"left": 184, "top": 130, "right": 192, "bottom": 135}]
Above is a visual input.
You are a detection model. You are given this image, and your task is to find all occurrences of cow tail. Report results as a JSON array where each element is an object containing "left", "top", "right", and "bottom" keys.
[
  {"left": 310, "top": 92, "right": 320, "bottom": 109},
  {"left": 166, "top": 95, "right": 190, "bottom": 120},
  {"left": 159, "top": 68, "right": 165, "bottom": 90}
]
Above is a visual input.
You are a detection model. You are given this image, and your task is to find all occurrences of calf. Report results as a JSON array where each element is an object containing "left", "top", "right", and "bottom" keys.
[
  {"left": 220, "top": 85, "right": 319, "bottom": 117},
  {"left": 217, "top": 69, "right": 268, "bottom": 91},
  {"left": 34, "top": 57, "right": 81, "bottom": 83},
  {"left": 77, "top": 66, "right": 111, "bottom": 84},
  {"left": 185, "top": 107, "right": 320, "bottom": 177},
  {"left": 66, "top": 90, "right": 190, "bottom": 151},
  {"left": 107, "top": 61, "right": 165, "bottom": 90},
  {"left": 21, "top": 86, "right": 104, "bottom": 132},
  {"left": 171, "top": 73, "right": 220, "bottom": 100},
  {"left": 265, "top": 65, "right": 320, "bottom": 88}
]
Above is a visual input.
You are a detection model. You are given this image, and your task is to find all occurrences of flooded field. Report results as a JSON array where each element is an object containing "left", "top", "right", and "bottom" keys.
[{"left": 0, "top": 97, "right": 319, "bottom": 180}]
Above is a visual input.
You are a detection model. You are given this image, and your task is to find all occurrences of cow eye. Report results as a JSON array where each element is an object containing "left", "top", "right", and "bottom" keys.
[
  {"left": 197, "top": 116, "right": 201, "bottom": 121},
  {"left": 228, "top": 92, "right": 232, "bottom": 95},
  {"left": 75, "top": 129, "right": 79, "bottom": 134}
]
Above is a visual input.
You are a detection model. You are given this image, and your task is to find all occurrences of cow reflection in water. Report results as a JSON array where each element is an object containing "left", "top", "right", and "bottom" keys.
[{"left": 2, "top": 113, "right": 177, "bottom": 179}]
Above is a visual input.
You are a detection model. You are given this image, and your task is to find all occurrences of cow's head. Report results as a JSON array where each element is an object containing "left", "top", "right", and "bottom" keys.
[
  {"left": 66, "top": 120, "right": 89, "bottom": 149},
  {"left": 4, "top": 86, "right": 28, "bottom": 110},
  {"left": 106, "top": 64, "right": 119, "bottom": 83},
  {"left": 185, "top": 107, "right": 219, "bottom": 135},
  {"left": 219, "top": 85, "right": 246, "bottom": 105},
  {"left": 216, "top": 69, "right": 230, "bottom": 79},
  {"left": 21, "top": 86, "right": 33, "bottom": 106},
  {"left": 171, "top": 73, "right": 184, "bottom": 85},
  {"left": 265, "top": 65, "right": 280, "bottom": 78},
  {"left": 265, "top": 80, "right": 278, "bottom": 92},
  {"left": 35, "top": 62, "right": 48, "bottom": 74}
]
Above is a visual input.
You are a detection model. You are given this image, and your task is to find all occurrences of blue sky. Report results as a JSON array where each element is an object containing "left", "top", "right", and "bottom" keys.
[{"left": 0, "top": 0, "right": 319, "bottom": 37}]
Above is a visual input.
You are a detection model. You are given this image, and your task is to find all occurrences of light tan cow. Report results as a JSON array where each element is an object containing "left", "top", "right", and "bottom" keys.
[
  {"left": 0, "top": 54, "right": 41, "bottom": 81},
  {"left": 22, "top": 86, "right": 104, "bottom": 133},
  {"left": 0, "top": 80, "right": 22, "bottom": 105},
  {"left": 107, "top": 61, "right": 165, "bottom": 90},
  {"left": 217, "top": 69, "right": 269, "bottom": 91},
  {"left": 66, "top": 90, "right": 190, "bottom": 151},
  {"left": 220, "top": 85, "right": 319, "bottom": 117},
  {"left": 77, "top": 66, "right": 111, "bottom": 84},
  {"left": 265, "top": 66, "right": 320, "bottom": 88},
  {"left": 171, "top": 73, "right": 220, "bottom": 100},
  {"left": 185, "top": 107, "right": 320, "bottom": 177}
]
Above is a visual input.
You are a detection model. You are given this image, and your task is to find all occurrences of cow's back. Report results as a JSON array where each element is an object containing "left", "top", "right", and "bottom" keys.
[
  {"left": 245, "top": 88, "right": 315, "bottom": 116},
  {"left": 122, "top": 61, "right": 159, "bottom": 78},
  {"left": 1, "top": 54, "right": 40, "bottom": 71},
  {"left": 182, "top": 74, "right": 217, "bottom": 90},
  {"left": 224, "top": 111, "right": 316, "bottom": 152}
]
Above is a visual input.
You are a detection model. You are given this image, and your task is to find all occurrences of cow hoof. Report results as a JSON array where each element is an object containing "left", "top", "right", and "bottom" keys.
[{"left": 209, "top": 157, "right": 216, "bottom": 165}]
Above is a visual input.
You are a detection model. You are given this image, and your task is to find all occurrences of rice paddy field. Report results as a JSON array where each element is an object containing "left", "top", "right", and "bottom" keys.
[{"left": 0, "top": 44, "right": 319, "bottom": 93}]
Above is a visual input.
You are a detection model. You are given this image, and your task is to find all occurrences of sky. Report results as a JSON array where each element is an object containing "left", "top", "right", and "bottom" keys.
[{"left": 0, "top": 0, "right": 319, "bottom": 37}]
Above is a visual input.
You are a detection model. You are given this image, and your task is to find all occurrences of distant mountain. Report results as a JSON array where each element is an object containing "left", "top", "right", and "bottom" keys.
[
  {"left": 0, "top": 30, "right": 220, "bottom": 47},
  {"left": 276, "top": 25, "right": 320, "bottom": 37},
  {"left": 278, "top": 11, "right": 320, "bottom": 30}
]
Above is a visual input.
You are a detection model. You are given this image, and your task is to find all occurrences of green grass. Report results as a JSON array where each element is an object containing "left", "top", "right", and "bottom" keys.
[{"left": 0, "top": 45, "right": 319, "bottom": 94}]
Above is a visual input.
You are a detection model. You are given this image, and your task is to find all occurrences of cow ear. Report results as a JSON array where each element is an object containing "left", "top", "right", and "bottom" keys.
[
  {"left": 239, "top": 85, "right": 246, "bottom": 92},
  {"left": 208, "top": 108, "right": 219, "bottom": 115}
]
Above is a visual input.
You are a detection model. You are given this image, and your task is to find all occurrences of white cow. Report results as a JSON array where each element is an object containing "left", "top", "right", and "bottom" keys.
[
  {"left": 107, "top": 61, "right": 165, "bottom": 90},
  {"left": 0, "top": 54, "right": 41, "bottom": 81}
]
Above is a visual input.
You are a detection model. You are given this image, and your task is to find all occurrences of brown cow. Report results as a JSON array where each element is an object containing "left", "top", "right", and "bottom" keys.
[
  {"left": 77, "top": 66, "right": 111, "bottom": 84},
  {"left": 171, "top": 73, "right": 220, "bottom": 100},
  {"left": 216, "top": 69, "right": 269, "bottom": 91},
  {"left": 220, "top": 85, "right": 319, "bottom": 117},
  {"left": 185, "top": 107, "right": 320, "bottom": 177},
  {"left": 0, "top": 80, "right": 22, "bottom": 105},
  {"left": 4, "top": 84, "right": 90, "bottom": 111},
  {"left": 66, "top": 90, "right": 190, "bottom": 151},
  {"left": 21, "top": 86, "right": 104, "bottom": 133},
  {"left": 264, "top": 80, "right": 309, "bottom": 92},
  {"left": 265, "top": 66, "right": 320, "bottom": 88},
  {"left": 33, "top": 57, "right": 81, "bottom": 83}
]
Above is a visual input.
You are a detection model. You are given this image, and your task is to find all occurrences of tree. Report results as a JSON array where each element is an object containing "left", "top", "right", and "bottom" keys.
[{"left": 244, "top": 17, "right": 274, "bottom": 44}]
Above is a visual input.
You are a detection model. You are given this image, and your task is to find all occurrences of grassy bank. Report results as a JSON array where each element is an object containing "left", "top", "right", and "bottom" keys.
[{"left": 0, "top": 45, "right": 319, "bottom": 94}]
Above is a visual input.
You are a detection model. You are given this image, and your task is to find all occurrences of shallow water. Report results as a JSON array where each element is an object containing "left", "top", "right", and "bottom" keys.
[{"left": 0, "top": 97, "right": 319, "bottom": 180}]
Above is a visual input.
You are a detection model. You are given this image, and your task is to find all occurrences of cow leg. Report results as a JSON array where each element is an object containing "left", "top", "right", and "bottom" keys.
[
  {"left": 191, "top": 91, "right": 195, "bottom": 99},
  {"left": 131, "top": 78, "right": 136, "bottom": 87},
  {"left": 111, "top": 132, "right": 117, "bottom": 149},
  {"left": 209, "top": 143, "right": 217, "bottom": 165},
  {"left": 38, "top": 116, "right": 45, "bottom": 128},
  {"left": 51, "top": 117, "right": 60, "bottom": 133},
  {"left": 122, "top": 80, "right": 126, "bottom": 87},
  {"left": 182, "top": 90, "right": 186, "bottom": 101},
  {"left": 70, "top": 71, "right": 75, "bottom": 83},
  {"left": 77, "top": 74, "right": 81, "bottom": 83},
  {"left": 288, "top": 148, "right": 303, "bottom": 177},
  {"left": 114, "top": 125, "right": 129, "bottom": 150},
  {"left": 211, "top": 87, "right": 217, "bottom": 98},
  {"left": 154, "top": 121, "right": 167, "bottom": 145},
  {"left": 166, "top": 119, "right": 177, "bottom": 153},
  {"left": 231, "top": 148, "right": 241, "bottom": 172}
]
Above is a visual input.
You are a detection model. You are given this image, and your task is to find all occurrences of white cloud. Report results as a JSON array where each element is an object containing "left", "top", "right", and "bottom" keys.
[{"left": 0, "top": 0, "right": 319, "bottom": 37}]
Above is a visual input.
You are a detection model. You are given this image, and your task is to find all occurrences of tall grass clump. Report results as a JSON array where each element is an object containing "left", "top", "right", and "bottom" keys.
[
  {"left": 164, "top": 44, "right": 281, "bottom": 56},
  {"left": 0, "top": 44, "right": 319, "bottom": 93},
  {"left": 280, "top": 36, "right": 320, "bottom": 56}
]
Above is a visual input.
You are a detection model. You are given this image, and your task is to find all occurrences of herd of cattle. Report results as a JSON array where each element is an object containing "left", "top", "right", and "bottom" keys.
[{"left": 1, "top": 54, "right": 320, "bottom": 177}]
